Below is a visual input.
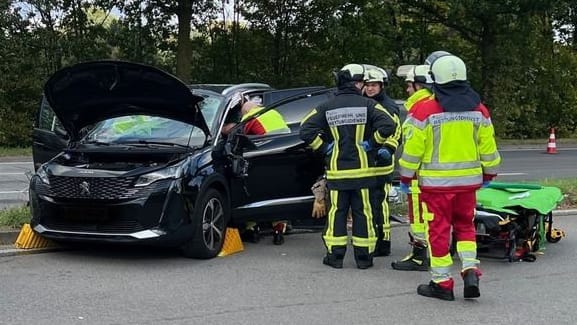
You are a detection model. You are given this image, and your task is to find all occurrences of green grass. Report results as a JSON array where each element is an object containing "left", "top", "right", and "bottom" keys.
[
  {"left": 0, "top": 205, "right": 31, "bottom": 230},
  {"left": 0, "top": 146, "right": 31, "bottom": 157}
]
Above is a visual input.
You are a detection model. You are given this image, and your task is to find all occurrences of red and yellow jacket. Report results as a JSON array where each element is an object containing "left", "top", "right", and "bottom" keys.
[{"left": 399, "top": 98, "right": 500, "bottom": 192}]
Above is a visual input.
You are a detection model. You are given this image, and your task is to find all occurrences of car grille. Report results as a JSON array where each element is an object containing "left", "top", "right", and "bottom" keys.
[
  {"left": 37, "top": 176, "right": 171, "bottom": 200},
  {"left": 43, "top": 215, "right": 147, "bottom": 233}
]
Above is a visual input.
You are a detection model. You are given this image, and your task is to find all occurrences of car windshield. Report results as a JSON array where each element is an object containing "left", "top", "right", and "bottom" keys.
[{"left": 82, "top": 94, "right": 222, "bottom": 147}]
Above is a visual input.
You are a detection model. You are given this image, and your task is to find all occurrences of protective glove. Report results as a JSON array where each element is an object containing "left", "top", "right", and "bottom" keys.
[
  {"left": 312, "top": 199, "right": 327, "bottom": 218},
  {"left": 325, "top": 142, "right": 334, "bottom": 156},
  {"left": 399, "top": 183, "right": 411, "bottom": 194},
  {"left": 360, "top": 140, "right": 372, "bottom": 152},
  {"left": 482, "top": 181, "right": 491, "bottom": 188},
  {"left": 377, "top": 148, "right": 392, "bottom": 164}
]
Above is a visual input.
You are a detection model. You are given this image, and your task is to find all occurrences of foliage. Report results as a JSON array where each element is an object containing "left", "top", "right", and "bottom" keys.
[
  {"left": 0, "top": 205, "right": 30, "bottom": 229},
  {"left": 2, "top": 0, "right": 577, "bottom": 147}
]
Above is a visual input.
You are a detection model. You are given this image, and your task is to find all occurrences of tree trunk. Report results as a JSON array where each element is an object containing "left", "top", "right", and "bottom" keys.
[{"left": 176, "top": 0, "right": 192, "bottom": 82}]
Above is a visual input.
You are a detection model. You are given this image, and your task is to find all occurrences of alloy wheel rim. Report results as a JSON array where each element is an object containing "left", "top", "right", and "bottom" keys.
[{"left": 202, "top": 197, "right": 224, "bottom": 250}]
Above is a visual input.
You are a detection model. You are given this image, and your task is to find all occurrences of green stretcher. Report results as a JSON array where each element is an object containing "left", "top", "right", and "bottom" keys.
[{"left": 471, "top": 182, "right": 566, "bottom": 262}]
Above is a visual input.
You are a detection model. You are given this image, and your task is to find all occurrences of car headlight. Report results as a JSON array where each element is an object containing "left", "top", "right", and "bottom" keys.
[
  {"left": 134, "top": 162, "right": 186, "bottom": 187},
  {"left": 36, "top": 166, "right": 50, "bottom": 185}
]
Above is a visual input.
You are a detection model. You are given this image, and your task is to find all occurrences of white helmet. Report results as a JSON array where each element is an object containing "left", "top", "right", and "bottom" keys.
[
  {"left": 429, "top": 55, "right": 467, "bottom": 85},
  {"left": 363, "top": 65, "right": 389, "bottom": 86},
  {"left": 405, "top": 64, "right": 433, "bottom": 84}
]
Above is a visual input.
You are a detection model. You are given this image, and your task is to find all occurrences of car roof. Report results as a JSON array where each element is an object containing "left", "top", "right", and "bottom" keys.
[{"left": 189, "top": 83, "right": 273, "bottom": 96}]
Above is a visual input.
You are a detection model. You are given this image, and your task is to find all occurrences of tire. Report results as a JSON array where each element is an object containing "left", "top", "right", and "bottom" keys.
[
  {"left": 181, "top": 188, "right": 229, "bottom": 259},
  {"left": 546, "top": 232, "right": 562, "bottom": 243}
]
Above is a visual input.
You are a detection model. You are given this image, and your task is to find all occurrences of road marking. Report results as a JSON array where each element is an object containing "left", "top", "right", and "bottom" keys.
[
  {"left": 0, "top": 190, "right": 28, "bottom": 194},
  {"left": 500, "top": 147, "right": 577, "bottom": 152},
  {"left": 0, "top": 162, "right": 32, "bottom": 165},
  {"left": 499, "top": 172, "right": 527, "bottom": 176}
]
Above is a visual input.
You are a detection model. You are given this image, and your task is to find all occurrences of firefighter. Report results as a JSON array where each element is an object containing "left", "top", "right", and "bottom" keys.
[
  {"left": 239, "top": 101, "right": 290, "bottom": 245},
  {"left": 399, "top": 53, "right": 500, "bottom": 300},
  {"left": 391, "top": 64, "right": 434, "bottom": 271},
  {"left": 300, "top": 64, "right": 399, "bottom": 269},
  {"left": 362, "top": 65, "right": 401, "bottom": 257}
]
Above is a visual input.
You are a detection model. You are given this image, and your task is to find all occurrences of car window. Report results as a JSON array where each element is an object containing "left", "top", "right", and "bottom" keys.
[
  {"left": 198, "top": 94, "right": 222, "bottom": 129},
  {"left": 38, "top": 96, "right": 64, "bottom": 132},
  {"left": 83, "top": 115, "right": 206, "bottom": 147},
  {"left": 274, "top": 92, "right": 334, "bottom": 125}
]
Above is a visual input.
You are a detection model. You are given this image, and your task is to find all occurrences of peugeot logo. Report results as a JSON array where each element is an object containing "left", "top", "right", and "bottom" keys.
[{"left": 79, "top": 181, "right": 90, "bottom": 196}]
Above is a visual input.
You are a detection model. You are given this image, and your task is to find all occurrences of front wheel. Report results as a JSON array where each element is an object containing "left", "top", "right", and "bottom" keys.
[{"left": 181, "top": 188, "right": 229, "bottom": 259}]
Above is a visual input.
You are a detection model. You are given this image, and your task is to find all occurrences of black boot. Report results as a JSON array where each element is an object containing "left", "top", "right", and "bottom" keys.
[
  {"left": 374, "top": 240, "right": 391, "bottom": 257},
  {"left": 391, "top": 243, "right": 428, "bottom": 271},
  {"left": 273, "top": 230, "right": 284, "bottom": 245},
  {"left": 240, "top": 226, "right": 260, "bottom": 243},
  {"left": 356, "top": 257, "right": 374, "bottom": 269},
  {"left": 323, "top": 254, "right": 344, "bottom": 269},
  {"left": 462, "top": 269, "right": 481, "bottom": 299},
  {"left": 417, "top": 281, "right": 455, "bottom": 301}
]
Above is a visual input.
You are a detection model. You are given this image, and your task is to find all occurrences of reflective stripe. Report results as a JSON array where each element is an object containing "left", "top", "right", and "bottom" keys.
[
  {"left": 329, "top": 126, "right": 339, "bottom": 171},
  {"left": 399, "top": 166, "right": 416, "bottom": 178},
  {"left": 300, "top": 108, "right": 317, "bottom": 124},
  {"left": 355, "top": 188, "right": 377, "bottom": 252},
  {"left": 483, "top": 166, "right": 499, "bottom": 175},
  {"left": 457, "top": 241, "right": 479, "bottom": 270},
  {"left": 382, "top": 184, "right": 391, "bottom": 241},
  {"left": 404, "top": 89, "right": 432, "bottom": 111},
  {"left": 327, "top": 166, "right": 393, "bottom": 179},
  {"left": 481, "top": 151, "right": 500, "bottom": 161},
  {"left": 356, "top": 124, "right": 368, "bottom": 169},
  {"left": 420, "top": 174, "right": 482, "bottom": 187},
  {"left": 325, "top": 190, "right": 338, "bottom": 252},
  {"left": 421, "top": 161, "right": 480, "bottom": 170},
  {"left": 323, "top": 235, "right": 349, "bottom": 247},
  {"left": 404, "top": 115, "right": 427, "bottom": 129},
  {"left": 310, "top": 135, "right": 323, "bottom": 150}
]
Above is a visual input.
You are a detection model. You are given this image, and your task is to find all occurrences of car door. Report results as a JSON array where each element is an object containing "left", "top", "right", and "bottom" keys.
[
  {"left": 31, "top": 96, "right": 68, "bottom": 171},
  {"left": 230, "top": 91, "right": 333, "bottom": 223}
]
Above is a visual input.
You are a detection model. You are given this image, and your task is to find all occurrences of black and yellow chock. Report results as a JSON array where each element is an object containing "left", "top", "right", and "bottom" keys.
[
  {"left": 14, "top": 224, "right": 55, "bottom": 249},
  {"left": 218, "top": 228, "right": 244, "bottom": 257}
]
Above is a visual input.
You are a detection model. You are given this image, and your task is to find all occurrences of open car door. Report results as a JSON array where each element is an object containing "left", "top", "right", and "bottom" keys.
[{"left": 31, "top": 96, "right": 68, "bottom": 171}]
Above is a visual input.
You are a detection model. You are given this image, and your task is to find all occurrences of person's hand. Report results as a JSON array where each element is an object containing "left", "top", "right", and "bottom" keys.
[
  {"left": 399, "top": 183, "right": 411, "bottom": 194},
  {"left": 482, "top": 181, "right": 491, "bottom": 188},
  {"left": 377, "top": 148, "right": 392, "bottom": 164},
  {"left": 360, "top": 140, "right": 372, "bottom": 152},
  {"left": 325, "top": 142, "right": 334, "bottom": 156},
  {"left": 312, "top": 199, "right": 327, "bottom": 218}
]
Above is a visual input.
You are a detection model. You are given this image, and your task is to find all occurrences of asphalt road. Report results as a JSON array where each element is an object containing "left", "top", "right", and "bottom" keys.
[
  {"left": 1, "top": 147, "right": 576, "bottom": 210},
  {"left": 0, "top": 216, "right": 575, "bottom": 325}
]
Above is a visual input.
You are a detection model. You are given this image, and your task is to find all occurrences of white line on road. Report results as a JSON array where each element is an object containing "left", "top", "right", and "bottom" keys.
[
  {"left": 0, "top": 190, "right": 28, "bottom": 194},
  {"left": 0, "top": 162, "right": 32, "bottom": 165},
  {"left": 499, "top": 172, "right": 527, "bottom": 176},
  {"left": 500, "top": 147, "right": 577, "bottom": 152}
]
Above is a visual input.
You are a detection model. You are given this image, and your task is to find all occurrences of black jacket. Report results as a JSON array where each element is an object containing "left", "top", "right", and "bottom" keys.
[{"left": 300, "top": 86, "right": 400, "bottom": 190}]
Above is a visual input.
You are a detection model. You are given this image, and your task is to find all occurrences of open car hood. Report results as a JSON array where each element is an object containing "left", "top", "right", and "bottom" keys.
[{"left": 44, "top": 61, "right": 210, "bottom": 140}]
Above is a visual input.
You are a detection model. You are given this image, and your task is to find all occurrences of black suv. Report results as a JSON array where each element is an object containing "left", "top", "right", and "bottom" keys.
[{"left": 29, "top": 61, "right": 338, "bottom": 258}]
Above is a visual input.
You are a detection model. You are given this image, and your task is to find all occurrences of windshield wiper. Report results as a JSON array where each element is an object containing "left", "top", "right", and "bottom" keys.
[{"left": 121, "top": 140, "right": 190, "bottom": 148}]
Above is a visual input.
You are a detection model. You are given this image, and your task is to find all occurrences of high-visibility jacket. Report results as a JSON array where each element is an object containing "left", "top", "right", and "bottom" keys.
[
  {"left": 300, "top": 87, "right": 400, "bottom": 190},
  {"left": 399, "top": 98, "right": 500, "bottom": 192},
  {"left": 404, "top": 88, "right": 433, "bottom": 112},
  {"left": 241, "top": 106, "right": 289, "bottom": 135}
]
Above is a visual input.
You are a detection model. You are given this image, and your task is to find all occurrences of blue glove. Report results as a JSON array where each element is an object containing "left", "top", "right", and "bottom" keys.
[
  {"left": 399, "top": 183, "right": 411, "bottom": 194},
  {"left": 360, "top": 140, "right": 372, "bottom": 152},
  {"left": 377, "top": 148, "right": 392, "bottom": 160},
  {"left": 325, "top": 142, "right": 334, "bottom": 155},
  {"left": 482, "top": 181, "right": 490, "bottom": 188}
]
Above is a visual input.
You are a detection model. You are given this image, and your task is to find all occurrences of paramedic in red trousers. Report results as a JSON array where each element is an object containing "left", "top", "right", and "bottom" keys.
[
  {"left": 362, "top": 65, "right": 401, "bottom": 257},
  {"left": 398, "top": 52, "right": 500, "bottom": 300},
  {"left": 391, "top": 64, "right": 434, "bottom": 271},
  {"left": 300, "top": 64, "right": 400, "bottom": 269},
  {"left": 240, "top": 101, "right": 291, "bottom": 245}
]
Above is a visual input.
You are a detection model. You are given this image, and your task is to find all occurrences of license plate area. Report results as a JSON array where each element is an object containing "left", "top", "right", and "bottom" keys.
[{"left": 61, "top": 206, "right": 109, "bottom": 222}]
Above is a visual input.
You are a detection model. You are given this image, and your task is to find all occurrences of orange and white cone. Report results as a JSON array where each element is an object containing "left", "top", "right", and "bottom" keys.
[{"left": 546, "top": 128, "right": 558, "bottom": 154}]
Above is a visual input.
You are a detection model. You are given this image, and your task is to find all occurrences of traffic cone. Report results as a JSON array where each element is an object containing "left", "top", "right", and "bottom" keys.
[
  {"left": 218, "top": 228, "right": 244, "bottom": 257},
  {"left": 546, "top": 128, "right": 558, "bottom": 154}
]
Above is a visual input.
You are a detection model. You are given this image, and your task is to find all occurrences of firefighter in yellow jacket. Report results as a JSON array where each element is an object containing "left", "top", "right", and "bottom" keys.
[
  {"left": 399, "top": 52, "right": 500, "bottom": 300},
  {"left": 300, "top": 64, "right": 400, "bottom": 269},
  {"left": 391, "top": 64, "right": 434, "bottom": 271}
]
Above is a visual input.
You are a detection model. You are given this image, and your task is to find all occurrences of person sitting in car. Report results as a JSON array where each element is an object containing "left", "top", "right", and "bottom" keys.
[{"left": 239, "top": 100, "right": 291, "bottom": 245}]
